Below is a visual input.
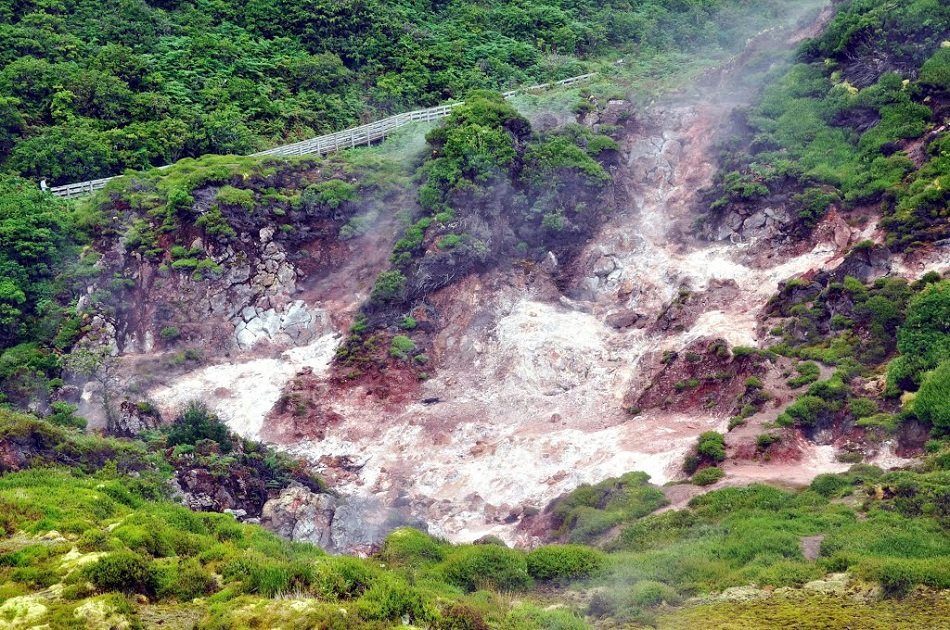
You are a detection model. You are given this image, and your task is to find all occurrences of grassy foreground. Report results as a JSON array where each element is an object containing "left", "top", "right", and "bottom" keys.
[{"left": 0, "top": 407, "right": 946, "bottom": 628}]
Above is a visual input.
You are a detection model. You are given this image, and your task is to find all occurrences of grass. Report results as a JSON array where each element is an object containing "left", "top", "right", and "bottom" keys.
[
  {"left": 0, "top": 406, "right": 947, "bottom": 627},
  {"left": 655, "top": 591, "right": 950, "bottom": 629}
]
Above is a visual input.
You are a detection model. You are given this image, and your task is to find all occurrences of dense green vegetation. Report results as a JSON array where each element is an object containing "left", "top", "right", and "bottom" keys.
[
  {"left": 0, "top": 174, "right": 98, "bottom": 407},
  {"left": 765, "top": 272, "right": 949, "bottom": 439},
  {"left": 546, "top": 472, "right": 669, "bottom": 544},
  {"left": 703, "top": 0, "right": 950, "bottom": 248},
  {"left": 0, "top": 407, "right": 947, "bottom": 628},
  {"left": 0, "top": 0, "right": 806, "bottom": 184}
]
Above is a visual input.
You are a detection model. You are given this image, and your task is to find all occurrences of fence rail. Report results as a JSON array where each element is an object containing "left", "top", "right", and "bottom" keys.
[{"left": 48, "top": 72, "right": 598, "bottom": 199}]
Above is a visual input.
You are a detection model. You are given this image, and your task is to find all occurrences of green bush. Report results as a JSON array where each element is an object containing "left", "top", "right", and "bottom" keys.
[
  {"left": 856, "top": 557, "right": 950, "bottom": 597},
  {"left": 756, "top": 433, "right": 781, "bottom": 450},
  {"left": 165, "top": 401, "right": 233, "bottom": 453},
  {"left": 356, "top": 575, "right": 434, "bottom": 623},
  {"left": 370, "top": 271, "right": 407, "bottom": 305},
  {"left": 525, "top": 545, "right": 606, "bottom": 581},
  {"left": 810, "top": 473, "right": 851, "bottom": 497},
  {"left": 849, "top": 398, "right": 878, "bottom": 418},
  {"left": 920, "top": 47, "right": 950, "bottom": 90},
  {"left": 301, "top": 180, "right": 357, "bottom": 211},
  {"left": 389, "top": 335, "right": 416, "bottom": 360},
  {"left": 692, "top": 467, "right": 725, "bottom": 486},
  {"left": 194, "top": 207, "right": 236, "bottom": 239},
  {"left": 222, "top": 553, "right": 315, "bottom": 597},
  {"left": 439, "top": 545, "right": 531, "bottom": 592},
  {"left": 313, "top": 556, "right": 377, "bottom": 599},
  {"left": 697, "top": 432, "right": 726, "bottom": 462},
  {"left": 46, "top": 402, "right": 87, "bottom": 430},
  {"left": 914, "top": 361, "right": 950, "bottom": 432},
  {"left": 788, "top": 362, "right": 820, "bottom": 388},
  {"left": 889, "top": 281, "right": 950, "bottom": 391},
  {"left": 155, "top": 557, "right": 216, "bottom": 600},
  {"left": 380, "top": 528, "right": 447, "bottom": 569},
  {"left": 777, "top": 394, "right": 840, "bottom": 428},
  {"left": 438, "top": 234, "right": 464, "bottom": 249},
  {"left": 550, "top": 472, "right": 668, "bottom": 543},
  {"left": 160, "top": 326, "right": 180, "bottom": 342},
  {"left": 628, "top": 580, "right": 681, "bottom": 607},
  {"left": 84, "top": 551, "right": 157, "bottom": 595},
  {"left": 216, "top": 186, "right": 255, "bottom": 210}
]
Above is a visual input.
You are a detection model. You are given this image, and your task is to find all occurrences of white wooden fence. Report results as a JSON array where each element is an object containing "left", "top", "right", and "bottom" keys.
[{"left": 48, "top": 73, "right": 598, "bottom": 199}]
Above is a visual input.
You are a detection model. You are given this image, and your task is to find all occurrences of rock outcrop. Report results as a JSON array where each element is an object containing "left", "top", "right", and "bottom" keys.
[{"left": 260, "top": 483, "right": 338, "bottom": 549}]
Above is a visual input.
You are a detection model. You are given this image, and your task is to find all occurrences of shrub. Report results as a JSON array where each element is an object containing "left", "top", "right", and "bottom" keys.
[
  {"left": 437, "top": 603, "right": 489, "bottom": 630},
  {"left": 810, "top": 473, "right": 851, "bottom": 497},
  {"left": 525, "top": 545, "right": 606, "bottom": 581},
  {"left": 628, "top": 580, "right": 681, "bottom": 607},
  {"left": 728, "top": 416, "right": 746, "bottom": 431},
  {"left": 314, "top": 556, "right": 377, "bottom": 599},
  {"left": 222, "top": 554, "right": 314, "bottom": 597},
  {"left": 216, "top": 185, "right": 255, "bottom": 209},
  {"left": 155, "top": 557, "right": 215, "bottom": 600},
  {"left": 389, "top": 335, "right": 416, "bottom": 360},
  {"left": 439, "top": 545, "right": 531, "bottom": 592},
  {"left": 756, "top": 433, "right": 781, "bottom": 450},
  {"left": 370, "top": 270, "right": 406, "bottom": 304},
  {"left": 171, "top": 258, "right": 199, "bottom": 270},
  {"left": 856, "top": 557, "right": 950, "bottom": 597},
  {"left": 301, "top": 180, "right": 357, "bottom": 210},
  {"left": 587, "top": 135, "right": 620, "bottom": 155},
  {"left": 731, "top": 346, "right": 759, "bottom": 358},
  {"left": 84, "top": 551, "right": 157, "bottom": 594},
  {"left": 920, "top": 47, "right": 950, "bottom": 91},
  {"left": 889, "top": 281, "right": 950, "bottom": 390},
  {"left": 794, "top": 188, "right": 838, "bottom": 225},
  {"left": 849, "top": 398, "right": 878, "bottom": 418},
  {"left": 914, "top": 361, "right": 950, "bottom": 432},
  {"left": 159, "top": 326, "right": 180, "bottom": 342},
  {"left": 744, "top": 377, "right": 763, "bottom": 389},
  {"left": 357, "top": 575, "right": 436, "bottom": 627},
  {"left": 692, "top": 467, "right": 725, "bottom": 486},
  {"left": 697, "top": 432, "right": 726, "bottom": 462},
  {"left": 777, "top": 395, "right": 839, "bottom": 427},
  {"left": 550, "top": 472, "right": 668, "bottom": 542},
  {"left": 165, "top": 400, "right": 233, "bottom": 453},
  {"left": 195, "top": 206, "right": 235, "bottom": 238},
  {"left": 380, "top": 528, "right": 447, "bottom": 569},
  {"left": 438, "top": 234, "right": 464, "bottom": 249},
  {"left": 47, "top": 402, "right": 86, "bottom": 430},
  {"left": 788, "top": 362, "right": 821, "bottom": 388}
]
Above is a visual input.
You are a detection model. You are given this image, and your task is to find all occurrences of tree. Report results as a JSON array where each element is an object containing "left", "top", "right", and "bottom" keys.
[
  {"left": 0, "top": 175, "right": 77, "bottom": 346},
  {"left": 63, "top": 347, "right": 120, "bottom": 433},
  {"left": 165, "top": 400, "right": 234, "bottom": 452}
]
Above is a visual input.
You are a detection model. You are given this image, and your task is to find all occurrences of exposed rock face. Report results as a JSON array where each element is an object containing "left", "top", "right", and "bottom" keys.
[
  {"left": 233, "top": 300, "right": 330, "bottom": 350},
  {"left": 711, "top": 206, "right": 793, "bottom": 243},
  {"left": 259, "top": 484, "right": 421, "bottom": 554},
  {"left": 170, "top": 467, "right": 269, "bottom": 516},
  {"left": 113, "top": 401, "right": 162, "bottom": 438},
  {"left": 260, "top": 483, "right": 338, "bottom": 550}
]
